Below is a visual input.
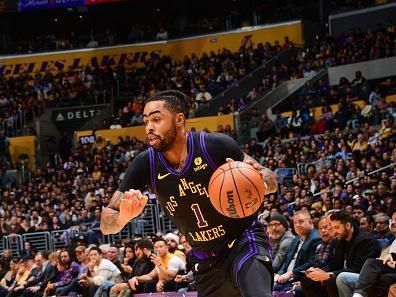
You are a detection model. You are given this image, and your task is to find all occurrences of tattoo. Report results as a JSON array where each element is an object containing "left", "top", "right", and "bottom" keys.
[
  {"left": 101, "top": 208, "right": 123, "bottom": 234},
  {"left": 243, "top": 153, "right": 278, "bottom": 194},
  {"left": 100, "top": 191, "right": 124, "bottom": 234},
  {"left": 107, "top": 191, "right": 123, "bottom": 210}
]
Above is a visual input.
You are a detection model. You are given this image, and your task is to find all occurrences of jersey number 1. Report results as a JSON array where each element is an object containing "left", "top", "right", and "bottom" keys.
[{"left": 191, "top": 203, "right": 208, "bottom": 228}]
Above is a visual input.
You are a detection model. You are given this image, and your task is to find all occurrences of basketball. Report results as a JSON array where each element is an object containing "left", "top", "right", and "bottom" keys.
[{"left": 208, "top": 161, "right": 266, "bottom": 219}]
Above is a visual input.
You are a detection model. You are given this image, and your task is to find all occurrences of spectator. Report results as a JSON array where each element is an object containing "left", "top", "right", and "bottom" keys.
[
  {"left": 111, "top": 240, "right": 156, "bottom": 296},
  {"left": 195, "top": 85, "right": 212, "bottom": 105},
  {"left": 339, "top": 212, "right": 396, "bottom": 297},
  {"left": 164, "top": 233, "right": 186, "bottom": 263},
  {"left": 45, "top": 249, "right": 80, "bottom": 296},
  {"left": 352, "top": 206, "right": 366, "bottom": 223},
  {"left": 156, "top": 27, "right": 168, "bottom": 41},
  {"left": 128, "top": 239, "right": 186, "bottom": 293},
  {"left": 257, "top": 113, "right": 274, "bottom": 142},
  {"left": 372, "top": 213, "right": 392, "bottom": 240},
  {"left": 87, "top": 38, "right": 99, "bottom": 48},
  {"left": 19, "top": 241, "right": 36, "bottom": 259},
  {"left": 301, "top": 215, "right": 336, "bottom": 297},
  {"left": 82, "top": 246, "right": 122, "bottom": 297},
  {"left": 7, "top": 257, "right": 35, "bottom": 297},
  {"left": 321, "top": 211, "right": 379, "bottom": 297},
  {"left": 55, "top": 245, "right": 88, "bottom": 296},
  {"left": 267, "top": 214, "right": 295, "bottom": 273},
  {"left": 120, "top": 244, "right": 135, "bottom": 281},
  {"left": 0, "top": 258, "right": 21, "bottom": 297},
  {"left": 274, "top": 210, "right": 321, "bottom": 294},
  {"left": 22, "top": 252, "right": 57, "bottom": 297},
  {"left": 360, "top": 216, "right": 374, "bottom": 233}
]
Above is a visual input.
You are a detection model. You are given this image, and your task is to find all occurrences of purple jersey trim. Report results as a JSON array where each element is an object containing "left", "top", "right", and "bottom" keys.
[
  {"left": 199, "top": 132, "right": 217, "bottom": 171},
  {"left": 158, "top": 132, "right": 194, "bottom": 177},
  {"left": 236, "top": 230, "right": 258, "bottom": 285},
  {"left": 148, "top": 148, "right": 157, "bottom": 193}
]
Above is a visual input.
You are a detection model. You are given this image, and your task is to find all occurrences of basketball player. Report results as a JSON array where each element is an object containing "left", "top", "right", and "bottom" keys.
[{"left": 100, "top": 90, "right": 277, "bottom": 297}]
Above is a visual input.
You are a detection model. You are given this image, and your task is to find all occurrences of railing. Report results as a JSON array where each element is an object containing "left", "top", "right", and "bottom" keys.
[
  {"left": 313, "top": 162, "right": 396, "bottom": 198},
  {"left": 296, "top": 156, "right": 336, "bottom": 177},
  {"left": 0, "top": 203, "right": 180, "bottom": 253},
  {"left": 51, "top": 228, "right": 79, "bottom": 250},
  {"left": 4, "top": 234, "right": 23, "bottom": 256},
  {"left": 23, "top": 232, "right": 52, "bottom": 252},
  {"left": 275, "top": 168, "right": 296, "bottom": 186}
]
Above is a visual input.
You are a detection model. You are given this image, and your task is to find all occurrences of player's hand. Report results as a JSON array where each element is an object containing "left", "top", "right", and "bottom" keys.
[
  {"left": 128, "top": 277, "right": 139, "bottom": 291},
  {"left": 119, "top": 189, "right": 148, "bottom": 224},
  {"left": 226, "top": 158, "right": 277, "bottom": 194},
  {"left": 226, "top": 157, "right": 262, "bottom": 172}
]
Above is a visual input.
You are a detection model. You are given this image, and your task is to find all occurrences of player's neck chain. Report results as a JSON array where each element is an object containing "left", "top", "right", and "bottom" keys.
[
  {"left": 176, "top": 159, "right": 186, "bottom": 172},
  {"left": 175, "top": 134, "right": 188, "bottom": 172}
]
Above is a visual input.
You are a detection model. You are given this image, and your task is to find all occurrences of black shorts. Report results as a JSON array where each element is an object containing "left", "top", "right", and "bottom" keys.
[{"left": 189, "top": 222, "right": 273, "bottom": 297}]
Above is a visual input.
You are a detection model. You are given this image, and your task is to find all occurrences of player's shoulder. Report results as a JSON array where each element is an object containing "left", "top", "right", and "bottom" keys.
[
  {"left": 201, "top": 131, "right": 237, "bottom": 144},
  {"left": 131, "top": 148, "right": 151, "bottom": 163}
]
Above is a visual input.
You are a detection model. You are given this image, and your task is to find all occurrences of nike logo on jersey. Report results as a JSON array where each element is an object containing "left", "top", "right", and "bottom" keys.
[
  {"left": 227, "top": 239, "right": 236, "bottom": 249},
  {"left": 158, "top": 173, "right": 171, "bottom": 180}
]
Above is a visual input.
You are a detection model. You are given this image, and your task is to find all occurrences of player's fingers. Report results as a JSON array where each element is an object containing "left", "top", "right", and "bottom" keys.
[
  {"left": 244, "top": 159, "right": 254, "bottom": 165},
  {"left": 138, "top": 195, "right": 148, "bottom": 206},
  {"left": 226, "top": 158, "right": 234, "bottom": 163},
  {"left": 252, "top": 163, "right": 261, "bottom": 170}
]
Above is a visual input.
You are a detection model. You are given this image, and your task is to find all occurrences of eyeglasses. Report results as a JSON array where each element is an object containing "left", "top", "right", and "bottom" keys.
[{"left": 376, "top": 221, "right": 388, "bottom": 225}]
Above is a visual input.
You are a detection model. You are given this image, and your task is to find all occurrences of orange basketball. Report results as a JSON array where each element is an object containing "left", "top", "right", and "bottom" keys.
[{"left": 208, "top": 161, "right": 266, "bottom": 218}]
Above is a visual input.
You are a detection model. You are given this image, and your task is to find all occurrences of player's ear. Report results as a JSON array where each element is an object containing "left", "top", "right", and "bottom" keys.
[{"left": 176, "top": 113, "right": 185, "bottom": 126}]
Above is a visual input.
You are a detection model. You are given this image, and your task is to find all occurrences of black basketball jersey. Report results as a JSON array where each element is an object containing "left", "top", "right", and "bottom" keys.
[{"left": 119, "top": 131, "right": 257, "bottom": 252}]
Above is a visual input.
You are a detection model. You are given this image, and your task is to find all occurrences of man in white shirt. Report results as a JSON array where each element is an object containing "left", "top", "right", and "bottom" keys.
[
  {"left": 195, "top": 85, "right": 212, "bottom": 105},
  {"left": 82, "top": 246, "right": 123, "bottom": 296},
  {"left": 129, "top": 238, "right": 186, "bottom": 292}
]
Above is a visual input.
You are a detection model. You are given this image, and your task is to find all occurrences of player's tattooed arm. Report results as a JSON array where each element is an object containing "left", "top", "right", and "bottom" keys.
[
  {"left": 243, "top": 153, "right": 278, "bottom": 194},
  {"left": 100, "top": 191, "right": 125, "bottom": 235}
]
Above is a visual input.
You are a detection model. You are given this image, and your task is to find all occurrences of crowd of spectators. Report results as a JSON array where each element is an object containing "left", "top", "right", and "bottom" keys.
[
  {"left": 0, "top": 66, "right": 118, "bottom": 140},
  {"left": 0, "top": 97, "right": 394, "bottom": 295},
  {"left": 111, "top": 23, "right": 396, "bottom": 129},
  {"left": 0, "top": 13, "right": 395, "bottom": 297},
  {"left": 249, "top": 74, "right": 396, "bottom": 140}
]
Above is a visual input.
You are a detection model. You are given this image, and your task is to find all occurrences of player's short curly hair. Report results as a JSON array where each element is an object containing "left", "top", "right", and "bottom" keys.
[{"left": 146, "top": 90, "right": 191, "bottom": 115}]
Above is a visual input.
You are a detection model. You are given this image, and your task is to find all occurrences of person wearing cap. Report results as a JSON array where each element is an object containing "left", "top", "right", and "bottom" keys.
[
  {"left": 164, "top": 233, "right": 186, "bottom": 263},
  {"left": 267, "top": 214, "right": 295, "bottom": 273}
]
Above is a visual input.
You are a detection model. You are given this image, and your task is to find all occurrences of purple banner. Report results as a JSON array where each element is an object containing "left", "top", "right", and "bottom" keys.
[{"left": 18, "top": 0, "right": 85, "bottom": 11}]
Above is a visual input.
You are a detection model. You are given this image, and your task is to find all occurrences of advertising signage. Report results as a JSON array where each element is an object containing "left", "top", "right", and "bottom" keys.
[
  {"left": 18, "top": 0, "right": 126, "bottom": 11},
  {"left": 18, "top": 0, "right": 85, "bottom": 11}
]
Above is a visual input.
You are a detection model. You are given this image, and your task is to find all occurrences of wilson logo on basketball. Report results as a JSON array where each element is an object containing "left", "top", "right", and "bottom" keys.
[{"left": 226, "top": 191, "right": 240, "bottom": 218}]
